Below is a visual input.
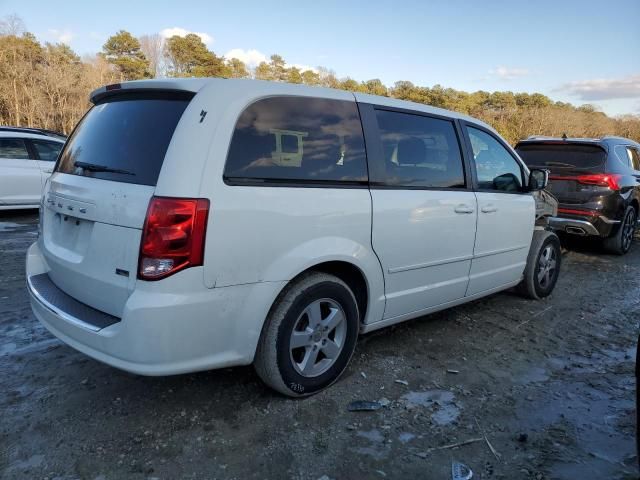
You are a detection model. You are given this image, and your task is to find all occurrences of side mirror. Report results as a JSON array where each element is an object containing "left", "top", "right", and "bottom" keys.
[{"left": 528, "top": 168, "right": 549, "bottom": 191}]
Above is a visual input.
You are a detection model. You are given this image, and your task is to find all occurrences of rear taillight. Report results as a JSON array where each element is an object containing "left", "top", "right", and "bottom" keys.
[
  {"left": 138, "top": 196, "right": 209, "bottom": 280},
  {"left": 550, "top": 173, "right": 622, "bottom": 190}
]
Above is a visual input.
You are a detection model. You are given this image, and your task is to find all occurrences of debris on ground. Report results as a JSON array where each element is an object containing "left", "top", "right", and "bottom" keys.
[
  {"left": 1, "top": 214, "right": 637, "bottom": 479},
  {"left": 451, "top": 461, "right": 473, "bottom": 480},
  {"left": 347, "top": 400, "right": 382, "bottom": 412}
]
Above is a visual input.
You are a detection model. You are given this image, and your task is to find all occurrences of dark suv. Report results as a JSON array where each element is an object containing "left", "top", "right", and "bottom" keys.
[{"left": 515, "top": 136, "right": 640, "bottom": 255}]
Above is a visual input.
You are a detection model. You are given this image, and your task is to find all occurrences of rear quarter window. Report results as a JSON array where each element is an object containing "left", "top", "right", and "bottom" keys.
[
  {"left": 32, "top": 140, "right": 63, "bottom": 161},
  {"left": 224, "top": 96, "right": 368, "bottom": 185}
]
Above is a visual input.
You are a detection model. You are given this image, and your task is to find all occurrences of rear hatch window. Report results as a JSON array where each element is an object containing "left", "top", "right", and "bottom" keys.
[
  {"left": 516, "top": 143, "right": 606, "bottom": 172},
  {"left": 56, "top": 91, "right": 193, "bottom": 186}
]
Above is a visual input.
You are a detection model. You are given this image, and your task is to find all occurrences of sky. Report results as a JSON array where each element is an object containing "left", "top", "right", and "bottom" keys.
[{"left": 2, "top": 0, "right": 639, "bottom": 116}]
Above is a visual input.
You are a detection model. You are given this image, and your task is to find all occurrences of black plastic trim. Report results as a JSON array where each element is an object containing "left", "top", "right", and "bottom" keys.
[{"left": 223, "top": 177, "right": 369, "bottom": 189}]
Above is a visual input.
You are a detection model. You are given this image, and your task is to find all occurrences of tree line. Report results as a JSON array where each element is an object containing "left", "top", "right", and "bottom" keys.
[{"left": 0, "top": 15, "right": 638, "bottom": 144}]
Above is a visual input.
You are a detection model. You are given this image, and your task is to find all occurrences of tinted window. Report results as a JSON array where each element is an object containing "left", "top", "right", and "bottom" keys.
[
  {"left": 373, "top": 110, "right": 465, "bottom": 188},
  {"left": 467, "top": 127, "right": 523, "bottom": 192},
  {"left": 0, "top": 138, "right": 30, "bottom": 159},
  {"left": 32, "top": 140, "right": 63, "bottom": 161},
  {"left": 614, "top": 145, "right": 640, "bottom": 171},
  {"left": 224, "top": 97, "right": 367, "bottom": 183},
  {"left": 57, "top": 92, "right": 192, "bottom": 186},
  {"left": 516, "top": 143, "right": 606, "bottom": 171},
  {"left": 631, "top": 148, "right": 640, "bottom": 170}
]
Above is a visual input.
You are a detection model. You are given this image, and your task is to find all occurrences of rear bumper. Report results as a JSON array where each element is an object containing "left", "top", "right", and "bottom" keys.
[
  {"left": 27, "top": 241, "right": 285, "bottom": 376},
  {"left": 548, "top": 214, "right": 620, "bottom": 237}
]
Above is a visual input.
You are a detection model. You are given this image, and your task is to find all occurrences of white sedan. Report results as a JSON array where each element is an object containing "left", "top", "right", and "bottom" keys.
[{"left": 0, "top": 127, "right": 65, "bottom": 210}]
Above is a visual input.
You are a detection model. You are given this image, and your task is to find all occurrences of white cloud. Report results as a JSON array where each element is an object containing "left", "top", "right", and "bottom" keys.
[
  {"left": 224, "top": 48, "right": 267, "bottom": 68},
  {"left": 488, "top": 66, "right": 530, "bottom": 81},
  {"left": 558, "top": 74, "right": 640, "bottom": 101},
  {"left": 160, "top": 27, "right": 213, "bottom": 45},
  {"left": 48, "top": 28, "right": 74, "bottom": 45},
  {"left": 224, "top": 48, "right": 318, "bottom": 72},
  {"left": 289, "top": 63, "right": 318, "bottom": 73}
]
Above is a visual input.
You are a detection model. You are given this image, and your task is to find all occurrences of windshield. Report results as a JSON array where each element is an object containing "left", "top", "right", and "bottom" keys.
[
  {"left": 56, "top": 92, "right": 193, "bottom": 186},
  {"left": 516, "top": 143, "right": 606, "bottom": 171}
]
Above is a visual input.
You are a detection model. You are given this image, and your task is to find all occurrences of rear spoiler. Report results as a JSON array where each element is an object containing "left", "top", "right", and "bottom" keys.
[
  {"left": 90, "top": 78, "right": 212, "bottom": 104},
  {"left": 515, "top": 140, "right": 607, "bottom": 151}
]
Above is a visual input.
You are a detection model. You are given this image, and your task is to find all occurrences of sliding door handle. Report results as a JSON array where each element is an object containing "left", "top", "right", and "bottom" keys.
[
  {"left": 481, "top": 205, "right": 498, "bottom": 213},
  {"left": 454, "top": 205, "right": 475, "bottom": 214}
]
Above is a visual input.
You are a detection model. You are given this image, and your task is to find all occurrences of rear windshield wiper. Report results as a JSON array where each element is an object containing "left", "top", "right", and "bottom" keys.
[
  {"left": 74, "top": 161, "right": 135, "bottom": 176},
  {"left": 541, "top": 161, "right": 577, "bottom": 168}
]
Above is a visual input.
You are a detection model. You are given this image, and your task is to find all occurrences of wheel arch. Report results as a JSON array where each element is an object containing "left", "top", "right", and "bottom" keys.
[{"left": 293, "top": 260, "right": 369, "bottom": 325}]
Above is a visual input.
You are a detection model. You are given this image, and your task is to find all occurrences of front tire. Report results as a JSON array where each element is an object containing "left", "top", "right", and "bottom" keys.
[
  {"left": 518, "top": 230, "right": 561, "bottom": 300},
  {"left": 603, "top": 205, "right": 636, "bottom": 255},
  {"left": 254, "top": 272, "right": 359, "bottom": 397}
]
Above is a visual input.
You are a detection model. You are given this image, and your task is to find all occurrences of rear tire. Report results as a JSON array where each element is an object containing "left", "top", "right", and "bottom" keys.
[
  {"left": 518, "top": 230, "right": 561, "bottom": 300},
  {"left": 603, "top": 205, "right": 636, "bottom": 255},
  {"left": 254, "top": 272, "right": 359, "bottom": 397}
]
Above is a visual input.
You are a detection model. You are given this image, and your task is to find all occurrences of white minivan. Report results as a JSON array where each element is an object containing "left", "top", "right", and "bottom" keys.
[{"left": 27, "top": 78, "right": 560, "bottom": 396}]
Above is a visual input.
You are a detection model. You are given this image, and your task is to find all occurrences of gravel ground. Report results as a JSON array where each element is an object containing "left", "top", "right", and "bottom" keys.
[{"left": 0, "top": 211, "right": 638, "bottom": 480}]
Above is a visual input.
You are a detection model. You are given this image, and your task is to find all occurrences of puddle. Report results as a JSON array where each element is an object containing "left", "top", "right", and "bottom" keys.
[
  {"left": 354, "top": 429, "right": 387, "bottom": 460},
  {"left": 514, "top": 379, "right": 635, "bottom": 475},
  {"left": 516, "top": 367, "right": 550, "bottom": 384},
  {"left": 356, "top": 429, "right": 384, "bottom": 443},
  {"left": 432, "top": 407, "right": 460, "bottom": 426},
  {"left": 402, "top": 389, "right": 454, "bottom": 407},
  {"left": 9, "top": 454, "right": 45, "bottom": 470},
  {"left": 0, "top": 342, "right": 17, "bottom": 355},
  {"left": 401, "top": 390, "right": 460, "bottom": 426},
  {"left": 398, "top": 432, "right": 415, "bottom": 444},
  {"left": 601, "top": 346, "right": 635, "bottom": 363},
  {"left": 353, "top": 446, "right": 387, "bottom": 460}
]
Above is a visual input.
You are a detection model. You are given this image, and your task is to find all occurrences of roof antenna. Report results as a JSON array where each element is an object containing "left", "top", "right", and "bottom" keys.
[{"left": 562, "top": 133, "right": 568, "bottom": 140}]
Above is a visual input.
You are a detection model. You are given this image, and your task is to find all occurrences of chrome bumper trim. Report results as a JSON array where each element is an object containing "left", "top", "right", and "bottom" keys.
[{"left": 548, "top": 217, "right": 600, "bottom": 236}]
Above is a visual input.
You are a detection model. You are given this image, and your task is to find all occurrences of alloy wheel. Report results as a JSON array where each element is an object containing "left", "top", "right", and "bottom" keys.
[
  {"left": 289, "top": 298, "right": 347, "bottom": 378},
  {"left": 622, "top": 209, "right": 637, "bottom": 252},
  {"left": 537, "top": 244, "right": 557, "bottom": 289}
]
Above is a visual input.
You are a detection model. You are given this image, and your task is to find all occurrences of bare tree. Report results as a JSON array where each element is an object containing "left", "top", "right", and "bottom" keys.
[
  {"left": 0, "top": 13, "right": 25, "bottom": 36},
  {"left": 0, "top": 13, "right": 638, "bottom": 141},
  {"left": 139, "top": 33, "right": 165, "bottom": 78}
]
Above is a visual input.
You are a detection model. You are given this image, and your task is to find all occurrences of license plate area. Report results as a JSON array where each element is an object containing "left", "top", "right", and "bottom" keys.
[{"left": 46, "top": 209, "right": 93, "bottom": 262}]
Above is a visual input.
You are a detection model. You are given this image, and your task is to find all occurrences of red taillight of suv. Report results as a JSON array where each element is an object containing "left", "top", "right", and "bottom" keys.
[
  {"left": 550, "top": 173, "right": 622, "bottom": 190},
  {"left": 138, "top": 197, "right": 210, "bottom": 280}
]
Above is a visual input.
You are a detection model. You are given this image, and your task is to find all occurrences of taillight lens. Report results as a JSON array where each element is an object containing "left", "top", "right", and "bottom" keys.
[
  {"left": 576, "top": 173, "right": 621, "bottom": 190},
  {"left": 550, "top": 173, "right": 622, "bottom": 190},
  {"left": 138, "top": 197, "right": 209, "bottom": 280}
]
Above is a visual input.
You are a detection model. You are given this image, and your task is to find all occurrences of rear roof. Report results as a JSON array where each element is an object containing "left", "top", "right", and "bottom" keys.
[
  {"left": 90, "top": 78, "right": 497, "bottom": 133},
  {"left": 0, "top": 126, "right": 66, "bottom": 140}
]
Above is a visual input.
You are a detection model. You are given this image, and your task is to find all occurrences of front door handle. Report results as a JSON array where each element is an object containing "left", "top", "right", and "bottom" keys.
[
  {"left": 454, "top": 204, "right": 475, "bottom": 214},
  {"left": 43, "top": 169, "right": 53, "bottom": 173},
  {"left": 481, "top": 205, "right": 498, "bottom": 213}
]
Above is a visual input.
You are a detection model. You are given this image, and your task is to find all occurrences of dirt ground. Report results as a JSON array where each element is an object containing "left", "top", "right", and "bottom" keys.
[{"left": 1, "top": 210, "right": 638, "bottom": 480}]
